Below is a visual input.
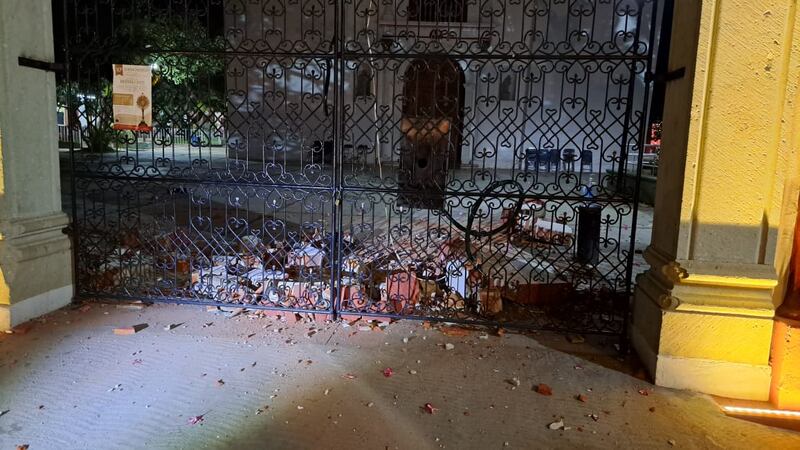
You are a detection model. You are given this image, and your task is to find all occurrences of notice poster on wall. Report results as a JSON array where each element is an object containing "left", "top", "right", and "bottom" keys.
[{"left": 112, "top": 64, "right": 152, "bottom": 131}]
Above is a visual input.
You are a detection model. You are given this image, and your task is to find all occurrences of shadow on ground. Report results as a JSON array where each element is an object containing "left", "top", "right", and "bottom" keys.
[{"left": 1, "top": 302, "right": 798, "bottom": 449}]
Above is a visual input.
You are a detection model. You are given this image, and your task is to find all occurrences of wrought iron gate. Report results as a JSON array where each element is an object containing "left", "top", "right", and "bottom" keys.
[{"left": 62, "top": 0, "right": 660, "bottom": 334}]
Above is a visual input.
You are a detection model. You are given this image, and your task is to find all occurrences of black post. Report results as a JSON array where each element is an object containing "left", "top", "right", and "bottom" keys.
[{"left": 577, "top": 205, "right": 601, "bottom": 265}]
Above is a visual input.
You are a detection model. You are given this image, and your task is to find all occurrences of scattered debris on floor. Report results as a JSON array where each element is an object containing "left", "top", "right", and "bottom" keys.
[
  {"left": 187, "top": 414, "right": 205, "bottom": 425},
  {"left": 220, "top": 307, "right": 245, "bottom": 318},
  {"left": 440, "top": 326, "right": 472, "bottom": 337},
  {"left": 423, "top": 403, "right": 438, "bottom": 414},
  {"left": 116, "top": 301, "right": 148, "bottom": 311},
  {"left": 535, "top": 383, "right": 553, "bottom": 396},
  {"left": 548, "top": 418, "right": 567, "bottom": 430},
  {"left": 113, "top": 324, "right": 148, "bottom": 335},
  {"left": 3, "top": 302, "right": 797, "bottom": 448}
]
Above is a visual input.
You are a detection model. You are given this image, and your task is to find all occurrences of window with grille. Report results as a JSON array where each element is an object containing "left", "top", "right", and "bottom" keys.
[{"left": 407, "top": 0, "right": 467, "bottom": 23}]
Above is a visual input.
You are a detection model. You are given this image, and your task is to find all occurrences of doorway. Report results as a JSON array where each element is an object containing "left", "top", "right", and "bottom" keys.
[{"left": 401, "top": 58, "right": 465, "bottom": 171}]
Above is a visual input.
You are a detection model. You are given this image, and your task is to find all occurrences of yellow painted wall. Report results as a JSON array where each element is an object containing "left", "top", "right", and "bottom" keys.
[
  {"left": 678, "top": 0, "right": 800, "bottom": 269},
  {"left": 633, "top": 0, "right": 800, "bottom": 401},
  {"left": 771, "top": 318, "right": 800, "bottom": 408}
]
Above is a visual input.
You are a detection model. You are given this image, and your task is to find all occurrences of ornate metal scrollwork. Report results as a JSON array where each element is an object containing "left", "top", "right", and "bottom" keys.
[{"left": 62, "top": 0, "right": 659, "bottom": 334}]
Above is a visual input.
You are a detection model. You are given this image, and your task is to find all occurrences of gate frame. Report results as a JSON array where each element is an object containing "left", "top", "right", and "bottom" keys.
[{"left": 61, "top": 0, "right": 663, "bottom": 337}]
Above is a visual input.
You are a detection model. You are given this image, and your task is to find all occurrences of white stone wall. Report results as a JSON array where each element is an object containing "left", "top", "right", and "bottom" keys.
[
  {"left": 224, "top": 0, "right": 657, "bottom": 171},
  {"left": 0, "top": 0, "right": 73, "bottom": 329}
]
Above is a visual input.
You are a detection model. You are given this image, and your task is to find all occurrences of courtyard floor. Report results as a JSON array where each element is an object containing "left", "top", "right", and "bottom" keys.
[{"left": 1, "top": 302, "right": 799, "bottom": 449}]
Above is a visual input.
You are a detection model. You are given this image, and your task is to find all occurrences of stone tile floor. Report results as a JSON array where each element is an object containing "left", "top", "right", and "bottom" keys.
[{"left": 1, "top": 302, "right": 798, "bottom": 449}]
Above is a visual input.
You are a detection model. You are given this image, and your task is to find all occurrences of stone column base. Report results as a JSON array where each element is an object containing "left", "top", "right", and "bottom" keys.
[
  {"left": 0, "top": 285, "right": 73, "bottom": 330},
  {"left": 631, "top": 250, "right": 777, "bottom": 401},
  {"left": 770, "top": 317, "right": 800, "bottom": 409},
  {"left": 0, "top": 212, "right": 73, "bottom": 330},
  {"left": 631, "top": 301, "right": 773, "bottom": 400}
]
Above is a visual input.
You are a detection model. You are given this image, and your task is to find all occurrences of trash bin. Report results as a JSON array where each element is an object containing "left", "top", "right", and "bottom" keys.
[{"left": 577, "top": 204, "right": 601, "bottom": 265}]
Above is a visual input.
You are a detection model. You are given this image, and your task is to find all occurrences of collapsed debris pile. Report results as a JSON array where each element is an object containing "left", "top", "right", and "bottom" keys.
[{"left": 82, "top": 197, "right": 627, "bottom": 327}]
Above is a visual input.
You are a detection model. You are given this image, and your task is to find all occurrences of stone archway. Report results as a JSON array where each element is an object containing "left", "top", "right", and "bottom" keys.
[{"left": 400, "top": 58, "right": 465, "bottom": 170}]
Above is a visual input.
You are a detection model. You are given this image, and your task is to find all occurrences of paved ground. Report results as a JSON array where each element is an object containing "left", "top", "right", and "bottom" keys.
[{"left": 1, "top": 302, "right": 798, "bottom": 450}]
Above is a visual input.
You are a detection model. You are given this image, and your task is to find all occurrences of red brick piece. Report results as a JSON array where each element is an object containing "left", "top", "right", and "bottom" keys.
[{"left": 113, "top": 323, "right": 148, "bottom": 335}]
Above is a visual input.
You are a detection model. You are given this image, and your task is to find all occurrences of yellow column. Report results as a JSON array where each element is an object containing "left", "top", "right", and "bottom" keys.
[{"left": 631, "top": 0, "right": 800, "bottom": 401}]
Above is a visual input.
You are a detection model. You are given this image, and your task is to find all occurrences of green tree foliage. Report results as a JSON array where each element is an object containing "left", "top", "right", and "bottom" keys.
[
  {"left": 119, "top": 16, "right": 226, "bottom": 126},
  {"left": 58, "top": 16, "right": 225, "bottom": 151}
]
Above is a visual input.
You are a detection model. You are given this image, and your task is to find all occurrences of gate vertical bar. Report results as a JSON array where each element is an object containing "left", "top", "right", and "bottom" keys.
[
  {"left": 331, "top": 0, "right": 344, "bottom": 319},
  {"left": 622, "top": 0, "right": 662, "bottom": 349},
  {"left": 63, "top": 0, "right": 80, "bottom": 298}
]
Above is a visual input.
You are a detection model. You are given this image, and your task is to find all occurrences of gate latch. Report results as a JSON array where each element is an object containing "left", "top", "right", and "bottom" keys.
[
  {"left": 334, "top": 189, "right": 342, "bottom": 206},
  {"left": 18, "top": 56, "right": 66, "bottom": 73}
]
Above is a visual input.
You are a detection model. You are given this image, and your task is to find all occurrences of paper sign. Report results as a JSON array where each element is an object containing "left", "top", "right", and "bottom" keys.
[{"left": 112, "top": 64, "right": 152, "bottom": 131}]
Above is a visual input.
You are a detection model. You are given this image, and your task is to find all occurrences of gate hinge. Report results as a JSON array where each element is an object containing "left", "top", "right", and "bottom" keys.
[
  {"left": 646, "top": 67, "right": 686, "bottom": 84},
  {"left": 18, "top": 56, "right": 67, "bottom": 73}
]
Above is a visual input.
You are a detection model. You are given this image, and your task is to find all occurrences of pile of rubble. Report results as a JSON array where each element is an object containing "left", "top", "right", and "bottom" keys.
[
  {"left": 85, "top": 198, "right": 624, "bottom": 325},
  {"left": 180, "top": 206, "right": 585, "bottom": 318}
]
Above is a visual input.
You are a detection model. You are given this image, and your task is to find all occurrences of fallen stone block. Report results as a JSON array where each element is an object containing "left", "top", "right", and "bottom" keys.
[
  {"left": 479, "top": 287, "right": 503, "bottom": 316},
  {"left": 287, "top": 245, "right": 325, "bottom": 268},
  {"left": 386, "top": 270, "right": 419, "bottom": 314},
  {"left": 113, "top": 324, "right": 148, "bottom": 335}
]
